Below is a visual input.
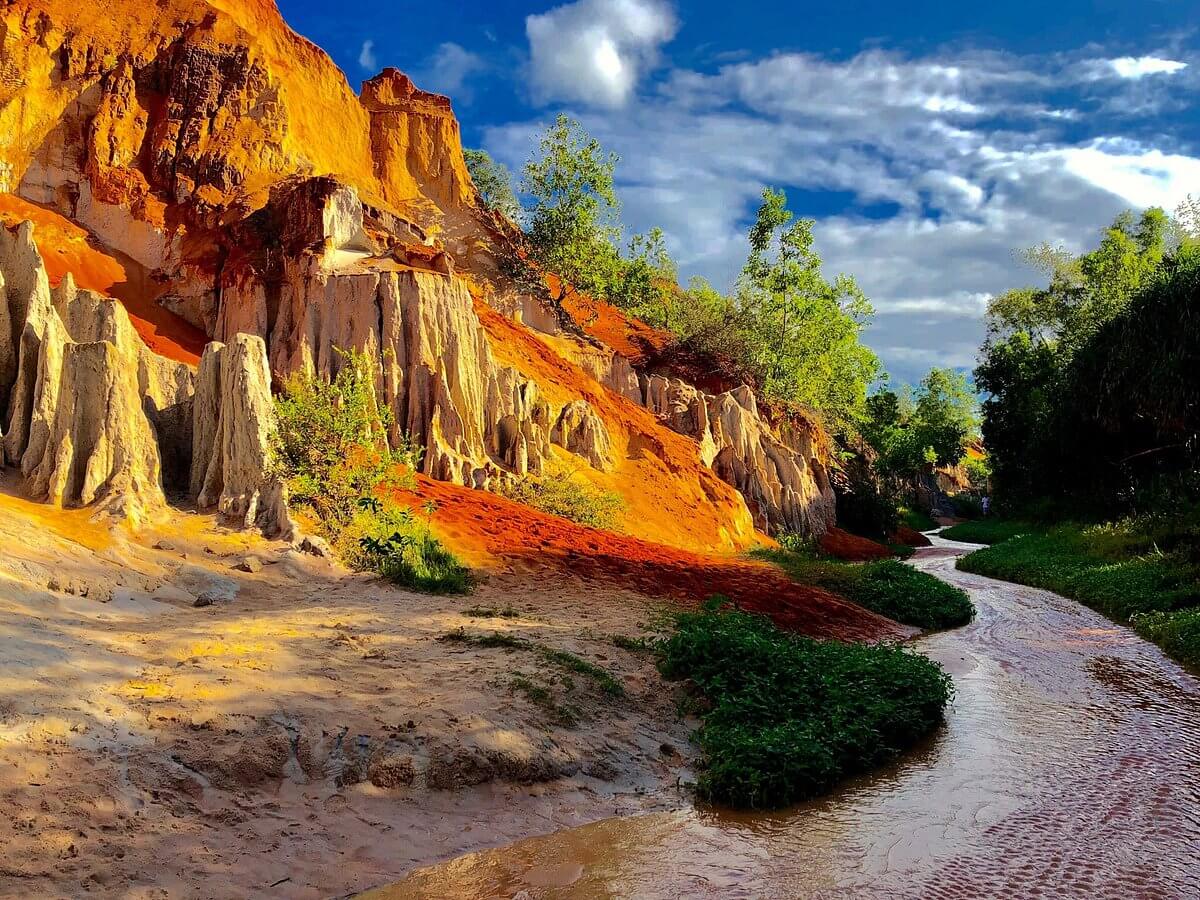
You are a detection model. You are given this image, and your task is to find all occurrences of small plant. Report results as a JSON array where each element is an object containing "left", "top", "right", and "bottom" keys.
[
  {"left": 610, "top": 634, "right": 652, "bottom": 652},
  {"left": 273, "top": 348, "right": 471, "bottom": 594},
  {"left": 498, "top": 464, "right": 624, "bottom": 530},
  {"left": 509, "top": 674, "right": 581, "bottom": 727},
  {"left": 654, "top": 601, "right": 952, "bottom": 809},
  {"left": 441, "top": 629, "right": 625, "bottom": 697},
  {"left": 463, "top": 605, "right": 523, "bottom": 619}
]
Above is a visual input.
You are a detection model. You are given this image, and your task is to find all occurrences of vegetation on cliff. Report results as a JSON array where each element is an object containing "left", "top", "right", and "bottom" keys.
[
  {"left": 471, "top": 116, "right": 879, "bottom": 431},
  {"left": 656, "top": 599, "right": 952, "bottom": 808},
  {"left": 272, "top": 350, "right": 471, "bottom": 593},
  {"left": 497, "top": 464, "right": 625, "bottom": 530}
]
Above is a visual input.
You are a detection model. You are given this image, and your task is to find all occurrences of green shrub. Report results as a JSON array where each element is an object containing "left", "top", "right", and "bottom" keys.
[
  {"left": 940, "top": 519, "right": 1039, "bottom": 545},
  {"left": 344, "top": 501, "right": 473, "bottom": 595},
  {"left": 273, "top": 349, "right": 418, "bottom": 530},
  {"left": 499, "top": 466, "right": 624, "bottom": 529},
  {"left": 950, "top": 494, "right": 984, "bottom": 519},
  {"left": 655, "top": 601, "right": 952, "bottom": 808},
  {"left": 1132, "top": 609, "right": 1200, "bottom": 670},
  {"left": 273, "top": 349, "right": 470, "bottom": 594},
  {"left": 752, "top": 548, "right": 974, "bottom": 630}
]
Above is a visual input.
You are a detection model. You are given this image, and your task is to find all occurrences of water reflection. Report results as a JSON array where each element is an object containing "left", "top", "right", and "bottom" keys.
[{"left": 366, "top": 537, "right": 1200, "bottom": 899}]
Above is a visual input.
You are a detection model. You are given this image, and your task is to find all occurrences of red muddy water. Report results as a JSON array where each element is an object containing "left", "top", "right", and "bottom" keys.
[{"left": 366, "top": 534, "right": 1200, "bottom": 899}]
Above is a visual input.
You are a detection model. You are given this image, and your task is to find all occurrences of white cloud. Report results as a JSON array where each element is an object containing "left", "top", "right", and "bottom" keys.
[
  {"left": 526, "top": 0, "right": 678, "bottom": 108},
  {"left": 1108, "top": 56, "right": 1188, "bottom": 79},
  {"left": 486, "top": 41, "right": 1199, "bottom": 383},
  {"left": 418, "top": 42, "right": 486, "bottom": 99},
  {"left": 358, "top": 40, "right": 377, "bottom": 73}
]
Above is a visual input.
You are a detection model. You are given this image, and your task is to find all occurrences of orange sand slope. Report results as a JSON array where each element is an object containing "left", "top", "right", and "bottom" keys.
[
  {"left": 411, "top": 477, "right": 909, "bottom": 644},
  {"left": 0, "top": 194, "right": 206, "bottom": 364}
]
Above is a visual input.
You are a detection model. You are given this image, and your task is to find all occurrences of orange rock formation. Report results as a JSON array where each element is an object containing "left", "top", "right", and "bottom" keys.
[{"left": 0, "top": 0, "right": 841, "bottom": 556}]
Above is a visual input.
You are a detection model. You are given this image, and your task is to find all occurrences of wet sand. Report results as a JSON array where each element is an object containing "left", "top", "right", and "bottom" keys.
[{"left": 374, "top": 535, "right": 1200, "bottom": 899}]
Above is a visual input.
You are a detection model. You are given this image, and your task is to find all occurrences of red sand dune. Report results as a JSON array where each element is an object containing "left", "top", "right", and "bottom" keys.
[
  {"left": 409, "top": 477, "right": 910, "bottom": 643},
  {"left": 819, "top": 526, "right": 895, "bottom": 561},
  {"left": 891, "top": 525, "right": 933, "bottom": 548}
]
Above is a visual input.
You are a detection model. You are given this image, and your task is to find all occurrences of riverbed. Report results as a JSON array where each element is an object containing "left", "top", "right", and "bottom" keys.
[{"left": 367, "top": 535, "right": 1200, "bottom": 899}]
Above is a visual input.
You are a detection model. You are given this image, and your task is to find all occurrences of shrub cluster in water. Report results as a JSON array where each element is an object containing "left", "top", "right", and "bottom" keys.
[
  {"left": 656, "top": 600, "right": 953, "bottom": 809},
  {"left": 271, "top": 349, "right": 471, "bottom": 594},
  {"left": 754, "top": 544, "right": 975, "bottom": 630}
]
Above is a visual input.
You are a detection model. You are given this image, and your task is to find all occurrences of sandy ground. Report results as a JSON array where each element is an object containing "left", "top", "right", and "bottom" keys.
[{"left": 0, "top": 479, "right": 700, "bottom": 899}]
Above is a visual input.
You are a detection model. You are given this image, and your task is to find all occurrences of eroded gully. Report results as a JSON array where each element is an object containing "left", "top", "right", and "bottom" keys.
[{"left": 368, "top": 534, "right": 1200, "bottom": 899}]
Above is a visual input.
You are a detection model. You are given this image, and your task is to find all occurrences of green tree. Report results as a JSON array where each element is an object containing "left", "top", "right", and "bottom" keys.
[
  {"left": 987, "top": 208, "right": 1169, "bottom": 352},
  {"left": 978, "top": 207, "right": 1173, "bottom": 509},
  {"left": 863, "top": 368, "right": 980, "bottom": 481},
  {"left": 464, "top": 148, "right": 520, "bottom": 220},
  {"left": 520, "top": 114, "right": 624, "bottom": 301},
  {"left": 733, "top": 188, "right": 879, "bottom": 427}
]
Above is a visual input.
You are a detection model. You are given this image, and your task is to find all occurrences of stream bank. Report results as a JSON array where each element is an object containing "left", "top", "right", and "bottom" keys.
[{"left": 370, "top": 534, "right": 1200, "bottom": 899}]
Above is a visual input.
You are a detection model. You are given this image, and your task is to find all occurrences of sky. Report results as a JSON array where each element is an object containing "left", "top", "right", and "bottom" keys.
[{"left": 279, "top": 0, "right": 1200, "bottom": 385}]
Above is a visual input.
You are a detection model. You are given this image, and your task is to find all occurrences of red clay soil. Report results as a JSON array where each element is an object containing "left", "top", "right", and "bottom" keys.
[
  {"left": 407, "top": 477, "right": 909, "bottom": 643},
  {"left": 0, "top": 193, "right": 205, "bottom": 365},
  {"left": 550, "top": 276, "right": 673, "bottom": 365},
  {"left": 890, "top": 525, "right": 933, "bottom": 548},
  {"left": 819, "top": 526, "right": 895, "bottom": 561}
]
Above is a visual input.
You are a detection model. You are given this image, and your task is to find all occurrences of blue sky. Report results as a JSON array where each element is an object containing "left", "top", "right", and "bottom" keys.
[{"left": 279, "top": 0, "right": 1200, "bottom": 385}]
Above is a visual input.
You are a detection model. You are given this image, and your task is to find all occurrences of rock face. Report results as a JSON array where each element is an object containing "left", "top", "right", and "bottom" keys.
[
  {"left": 551, "top": 401, "right": 614, "bottom": 472},
  {"left": 191, "top": 336, "right": 295, "bottom": 539},
  {"left": 1, "top": 223, "right": 175, "bottom": 525},
  {"left": 26, "top": 340, "right": 164, "bottom": 524},
  {"left": 0, "top": 0, "right": 842, "bottom": 550},
  {"left": 217, "top": 182, "right": 561, "bottom": 487},
  {"left": 642, "top": 376, "right": 836, "bottom": 536},
  {"left": 1, "top": 219, "right": 294, "bottom": 534}
]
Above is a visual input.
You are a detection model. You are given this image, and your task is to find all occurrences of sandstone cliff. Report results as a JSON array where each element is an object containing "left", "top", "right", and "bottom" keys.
[{"left": 0, "top": 0, "right": 838, "bottom": 550}]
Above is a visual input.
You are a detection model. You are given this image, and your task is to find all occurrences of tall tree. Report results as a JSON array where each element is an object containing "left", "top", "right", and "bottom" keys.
[
  {"left": 734, "top": 188, "right": 879, "bottom": 427},
  {"left": 520, "top": 114, "right": 623, "bottom": 301}
]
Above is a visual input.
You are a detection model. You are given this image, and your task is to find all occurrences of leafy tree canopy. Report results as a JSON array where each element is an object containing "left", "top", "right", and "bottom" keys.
[
  {"left": 863, "top": 368, "right": 980, "bottom": 479},
  {"left": 732, "top": 189, "right": 879, "bottom": 427},
  {"left": 464, "top": 148, "right": 520, "bottom": 221}
]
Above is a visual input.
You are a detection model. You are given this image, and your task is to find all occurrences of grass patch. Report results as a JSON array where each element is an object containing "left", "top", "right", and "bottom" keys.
[
  {"left": 498, "top": 464, "right": 624, "bottom": 529},
  {"left": 958, "top": 525, "right": 1200, "bottom": 623},
  {"left": 655, "top": 601, "right": 952, "bottom": 809},
  {"left": 341, "top": 501, "right": 473, "bottom": 595},
  {"left": 463, "top": 605, "right": 523, "bottom": 619},
  {"left": 941, "top": 520, "right": 1040, "bottom": 545},
  {"left": 1132, "top": 609, "right": 1200, "bottom": 671},
  {"left": 509, "top": 675, "right": 581, "bottom": 727},
  {"left": 752, "top": 549, "right": 974, "bottom": 630},
  {"left": 441, "top": 629, "right": 625, "bottom": 697}
]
